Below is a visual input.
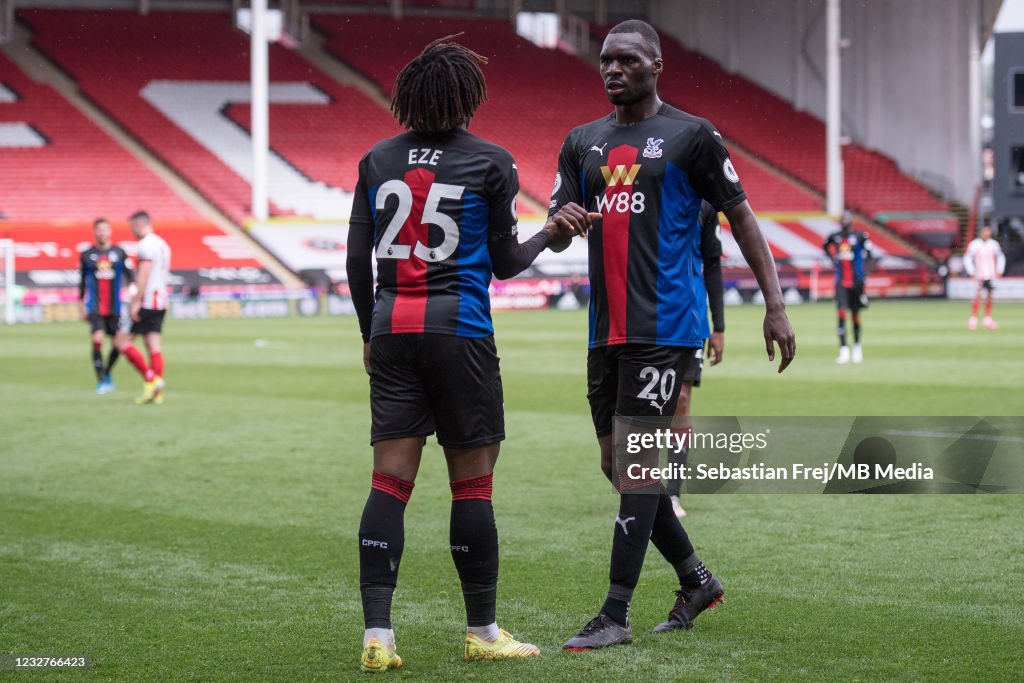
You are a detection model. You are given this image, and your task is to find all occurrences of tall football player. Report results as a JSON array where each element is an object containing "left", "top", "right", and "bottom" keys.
[
  {"left": 346, "top": 37, "right": 589, "bottom": 672},
  {"left": 114, "top": 211, "right": 171, "bottom": 404},
  {"left": 548, "top": 20, "right": 796, "bottom": 650},
  {"left": 79, "top": 218, "right": 133, "bottom": 394}
]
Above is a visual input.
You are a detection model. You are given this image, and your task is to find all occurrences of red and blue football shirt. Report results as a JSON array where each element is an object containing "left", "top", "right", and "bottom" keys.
[
  {"left": 549, "top": 104, "right": 746, "bottom": 348},
  {"left": 349, "top": 129, "right": 520, "bottom": 340}
]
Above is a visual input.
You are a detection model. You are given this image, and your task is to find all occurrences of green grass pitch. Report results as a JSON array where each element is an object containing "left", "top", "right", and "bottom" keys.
[{"left": 1, "top": 300, "right": 1022, "bottom": 681}]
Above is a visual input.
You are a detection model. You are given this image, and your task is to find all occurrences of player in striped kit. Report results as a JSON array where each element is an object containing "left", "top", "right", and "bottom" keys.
[
  {"left": 79, "top": 218, "right": 133, "bottom": 394},
  {"left": 824, "top": 211, "right": 874, "bottom": 364},
  {"left": 346, "top": 37, "right": 587, "bottom": 672},
  {"left": 551, "top": 20, "right": 795, "bottom": 650},
  {"left": 963, "top": 226, "right": 1006, "bottom": 330},
  {"left": 114, "top": 211, "right": 171, "bottom": 404}
]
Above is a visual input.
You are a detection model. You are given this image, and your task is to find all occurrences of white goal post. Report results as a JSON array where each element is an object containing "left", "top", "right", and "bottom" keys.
[{"left": 0, "top": 238, "right": 15, "bottom": 324}]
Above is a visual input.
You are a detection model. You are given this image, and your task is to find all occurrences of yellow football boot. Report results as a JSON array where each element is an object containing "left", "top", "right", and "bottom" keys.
[
  {"left": 464, "top": 629, "right": 540, "bottom": 661},
  {"left": 134, "top": 376, "right": 164, "bottom": 404},
  {"left": 360, "top": 638, "right": 402, "bottom": 673}
]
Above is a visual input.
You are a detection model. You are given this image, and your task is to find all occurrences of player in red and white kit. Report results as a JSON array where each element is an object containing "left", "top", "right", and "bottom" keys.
[
  {"left": 115, "top": 211, "right": 172, "bottom": 403},
  {"left": 963, "top": 225, "right": 1005, "bottom": 330}
]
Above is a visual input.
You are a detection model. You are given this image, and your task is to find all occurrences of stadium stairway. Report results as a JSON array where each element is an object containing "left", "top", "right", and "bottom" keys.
[{"left": 1, "top": 21, "right": 302, "bottom": 286}]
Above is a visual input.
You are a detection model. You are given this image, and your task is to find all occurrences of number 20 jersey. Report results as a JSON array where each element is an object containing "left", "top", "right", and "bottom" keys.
[
  {"left": 350, "top": 129, "right": 519, "bottom": 339},
  {"left": 550, "top": 104, "right": 746, "bottom": 349}
]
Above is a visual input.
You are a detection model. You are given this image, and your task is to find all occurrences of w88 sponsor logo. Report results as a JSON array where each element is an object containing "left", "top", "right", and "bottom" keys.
[{"left": 594, "top": 191, "right": 646, "bottom": 215}]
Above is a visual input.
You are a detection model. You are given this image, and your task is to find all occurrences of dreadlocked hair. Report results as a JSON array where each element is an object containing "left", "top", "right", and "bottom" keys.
[{"left": 391, "top": 34, "right": 488, "bottom": 133}]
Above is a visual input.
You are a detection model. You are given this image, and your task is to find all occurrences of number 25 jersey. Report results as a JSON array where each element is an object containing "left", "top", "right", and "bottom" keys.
[
  {"left": 550, "top": 104, "right": 746, "bottom": 349},
  {"left": 349, "top": 129, "right": 519, "bottom": 339}
]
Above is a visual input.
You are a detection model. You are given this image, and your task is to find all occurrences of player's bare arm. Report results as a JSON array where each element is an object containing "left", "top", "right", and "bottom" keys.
[
  {"left": 723, "top": 200, "right": 796, "bottom": 373},
  {"left": 708, "top": 331, "right": 725, "bottom": 366},
  {"left": 131, "top": 260, "right": 152, "bottom": 321}
]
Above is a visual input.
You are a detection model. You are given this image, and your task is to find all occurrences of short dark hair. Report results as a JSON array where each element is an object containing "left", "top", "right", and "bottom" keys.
[
  {"left": 93, "top": 217, "right": 109, "bottom": 229},
  {"left": 608, "top": 20, "right": 662, "bottom": 58},
  {"left": 391, "top": 35, "right": 488, "bottom": 133},
  {"left": 129, "top": 210, "right": 150, "bottom": 223}
]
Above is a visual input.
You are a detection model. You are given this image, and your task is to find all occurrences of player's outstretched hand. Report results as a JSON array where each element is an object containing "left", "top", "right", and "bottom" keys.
[
  {"left": 550, "top": 202, "right": 600, "bottom": 239},
  {"left": 763, "top": 308, "right": 795, "bottom": 373},
  {"left": 707, "top": 331, "right": 724, "bottom": 366}
]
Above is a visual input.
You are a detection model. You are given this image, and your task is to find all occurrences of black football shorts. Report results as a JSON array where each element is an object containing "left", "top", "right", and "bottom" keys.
[
  {"left": 835, "top": 284, "right": 865, "bottom": 313},
  {"left": 88, "top": 313, "right": 119, "bottom": 336},
  {"left": 121, "top": 308, "right": 166, "bottom": 335},
  {"left": 368, "top": 333, "right": 504, "bottom": 448},
  {"left": 680, "top": 346, "right": 704, "bottom": 388},
  {"left": 587, "top": 344, "right": 697, "bottom": 437}
]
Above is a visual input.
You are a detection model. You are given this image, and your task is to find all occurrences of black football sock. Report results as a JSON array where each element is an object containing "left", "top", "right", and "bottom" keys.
[
  {"left": 449, "top": 474, "right": 499, "bottom": 628},
  {"left": 853, "top": 315, "right": 861, "bottom": 344},
  {"left": 105, "top": 348, "right": 120, "bottom": 375},
  {"left": 604, "top": 486, "right": 660, "bottom": 626},
  {"left": 678, "top": 554, "right": 712, "bottom": 588},
  {"left": 665, "top": 445, "right": 688, "bottom": 497},
  {"left": 650, "top": 488, "right": 696, "bottom": 575},
  {"left": 601, "top": 588, "right": 631, "bottom": 626},
  {"left": 359, "top": 470, "right": 413, "bottom": 629},
  {"left": 837, "top": 314, "right": 847, "bottom": 347},
  {"left": 92, "top": 342, "right": 104, "bottom": 380}
]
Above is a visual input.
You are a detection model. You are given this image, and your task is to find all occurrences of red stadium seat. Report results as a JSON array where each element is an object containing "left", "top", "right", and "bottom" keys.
[{"left": 0, "top": 52, "right": 199, "bottom": 222}]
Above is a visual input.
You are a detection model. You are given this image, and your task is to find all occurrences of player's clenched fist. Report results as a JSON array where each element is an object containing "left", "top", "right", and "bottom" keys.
[{"left": 545, "top": 202, "right": 601, "bottom": 251}]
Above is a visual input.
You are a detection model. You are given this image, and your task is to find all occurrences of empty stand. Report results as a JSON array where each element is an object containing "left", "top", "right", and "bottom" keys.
[
  {"left": 21, "top": 9, "right": 401, "bottom": 223},
  {"left": 648, "top": 34, "right": 948, "bottom": 217},
  {"left": 312, "top": 14, "right": 821, "bottom": 211},
  {"left": 0, "top": 52, "right": 199, "bottom": 222}
]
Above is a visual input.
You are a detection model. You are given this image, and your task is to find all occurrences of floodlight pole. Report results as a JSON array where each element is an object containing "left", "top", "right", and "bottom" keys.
[
  {"left": 826, "top": 0, "right": 844, "bottom": 217},
  {"left": 1, "top": 0, "right": 13, "bottom": 44},
  {"left": 251, "top": 0, "right": 269, "bottom": 222}
]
